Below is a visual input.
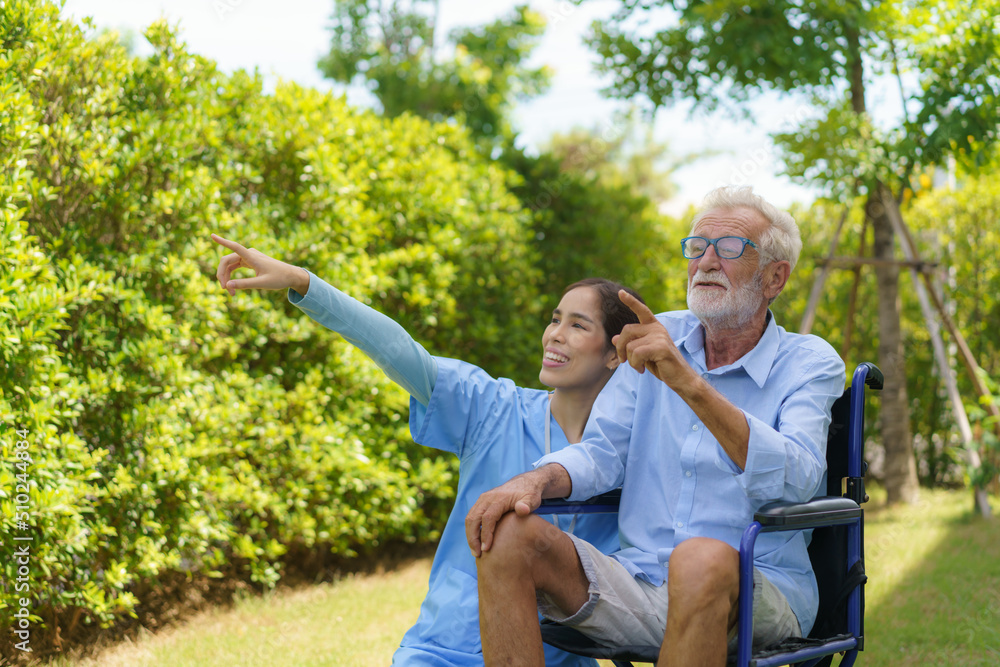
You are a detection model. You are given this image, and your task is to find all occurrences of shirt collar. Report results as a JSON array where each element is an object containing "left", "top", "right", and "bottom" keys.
[{"left": 677, "top": 311, "right": 780, "bottom": 388}]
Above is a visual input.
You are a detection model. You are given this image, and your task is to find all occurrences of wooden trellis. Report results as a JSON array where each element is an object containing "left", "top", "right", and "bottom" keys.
[{"left": 799, "top": 197, "right": 996, "bottom": 518}]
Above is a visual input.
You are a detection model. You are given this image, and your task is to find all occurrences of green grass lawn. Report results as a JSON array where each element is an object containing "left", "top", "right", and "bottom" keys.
[
  {"left": 862, "top": 487, "right": 1000, "bottom": 666},
  {"left": 41, "top": 487, "right": 1000, "bottom": 666},
  {"left": 43, "top": 558, "right": 432, "bottom": 667}
]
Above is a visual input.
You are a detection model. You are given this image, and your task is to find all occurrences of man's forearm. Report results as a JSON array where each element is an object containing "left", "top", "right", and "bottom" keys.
[
  {"left": 536, "top": 463, "right": 573, "bottom": 500},
  {"left": 672, "top": 372, "right": 750, "bottom": 470}
]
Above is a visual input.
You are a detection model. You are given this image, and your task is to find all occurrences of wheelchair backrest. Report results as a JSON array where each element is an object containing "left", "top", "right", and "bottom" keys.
[{"left": 808, "top": 387, "right": 864, "bottom": 640}]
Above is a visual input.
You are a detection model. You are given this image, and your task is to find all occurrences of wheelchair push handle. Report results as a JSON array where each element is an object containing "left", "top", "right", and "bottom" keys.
[{"left": 855, "top": 361, "right": 883, "bottom": 391}]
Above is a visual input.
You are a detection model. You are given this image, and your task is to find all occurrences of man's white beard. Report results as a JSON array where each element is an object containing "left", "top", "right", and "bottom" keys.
[{"left": 687, "top": 269, "right": 765, "bottom": 329}]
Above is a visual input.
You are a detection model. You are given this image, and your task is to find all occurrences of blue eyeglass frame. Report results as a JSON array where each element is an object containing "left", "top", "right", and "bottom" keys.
[{"left": 680, "top": 236, "right": 759, "bottom": 259}]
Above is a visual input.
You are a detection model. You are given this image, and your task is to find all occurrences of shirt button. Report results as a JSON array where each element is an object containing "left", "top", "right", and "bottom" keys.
[
  {"left": 676, "top": 522, "right": 684, "bottom": 528},
  {"left": 691, "top": 424, "right": 700, "bottom": 431},
  {"left": 685, "top": 470, "right": 692, "bottom": 478}
]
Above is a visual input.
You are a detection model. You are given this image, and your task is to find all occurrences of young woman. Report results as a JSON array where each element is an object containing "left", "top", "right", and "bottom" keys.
[{"left": 211, "top": 234, "right": 645, "bottom": 666}]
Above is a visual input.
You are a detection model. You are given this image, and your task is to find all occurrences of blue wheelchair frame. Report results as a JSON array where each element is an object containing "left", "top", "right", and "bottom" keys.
[{"left": 537, "top": 362, "right": 883, "bottom": 667}]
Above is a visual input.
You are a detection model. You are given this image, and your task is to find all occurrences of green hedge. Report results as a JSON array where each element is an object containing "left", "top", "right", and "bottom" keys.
[
  {"left": 0, "top": 1, "right": 545, "bottom": 653},
  {"left": 504, "top": 147, "right": 685, "bottom": 315}
]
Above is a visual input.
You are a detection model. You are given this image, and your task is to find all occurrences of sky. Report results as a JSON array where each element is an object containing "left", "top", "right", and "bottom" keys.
[{"left": 59, "top": 0, "right": 822, "bottom": 216}]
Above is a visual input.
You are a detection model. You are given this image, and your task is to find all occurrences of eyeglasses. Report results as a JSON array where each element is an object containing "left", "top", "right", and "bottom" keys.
[{"left": 680, "top": 236, "right": 759, "bottom": 260}]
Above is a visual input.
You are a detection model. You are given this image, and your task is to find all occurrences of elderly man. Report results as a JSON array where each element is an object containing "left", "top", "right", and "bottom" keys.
[{"left": 465, "top": 186, "right": 846, "bottom": 666}]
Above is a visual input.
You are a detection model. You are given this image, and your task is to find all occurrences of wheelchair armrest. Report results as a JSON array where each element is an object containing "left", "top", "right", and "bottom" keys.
[
  {"left": 755, "top": 496, "right": 862, "bottom": 530},
  {"left": 537, "top": 488, "right": 622, "bottom": 515}
]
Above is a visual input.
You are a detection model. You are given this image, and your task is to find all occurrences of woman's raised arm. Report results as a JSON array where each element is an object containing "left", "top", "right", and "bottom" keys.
[{"left": 211, "top": 234, "right": 437, "bottom": 405}]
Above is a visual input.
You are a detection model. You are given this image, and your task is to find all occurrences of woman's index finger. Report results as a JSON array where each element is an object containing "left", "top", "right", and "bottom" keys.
[{"left": 211, "top": 233, "right": 248, "bottom": 256}]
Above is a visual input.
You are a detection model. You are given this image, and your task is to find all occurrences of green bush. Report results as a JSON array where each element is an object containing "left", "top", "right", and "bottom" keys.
[
  {"left": 0, "top": 0, "right": 544, "bottom": 654},
  {"left": 503, "top": 147, "right": 686, "bottom": 316}
]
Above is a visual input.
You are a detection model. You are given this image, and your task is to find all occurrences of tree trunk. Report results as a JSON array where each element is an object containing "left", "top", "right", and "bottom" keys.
[
  {"left": 879, "top": 185, "right": 993, "bottom": 517},
  {"left": 867, "top": 193, "right": 920, "bottom": 504},
  {"left": 845, "top": 22, "right": 919, "bottom": 504}
]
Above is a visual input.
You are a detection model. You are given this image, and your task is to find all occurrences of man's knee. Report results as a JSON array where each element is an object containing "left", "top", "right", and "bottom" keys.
[
  {"left": 668, "top": 538, "right": 740, "bottom": 605},
  {"left": 479, "top": 514, "right": 566, "bottom": 575}
]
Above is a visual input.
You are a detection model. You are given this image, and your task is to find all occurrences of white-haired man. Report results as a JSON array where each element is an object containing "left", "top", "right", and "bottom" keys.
[{"left": 465, "top": 186, "right": 846, "bottom": 666}]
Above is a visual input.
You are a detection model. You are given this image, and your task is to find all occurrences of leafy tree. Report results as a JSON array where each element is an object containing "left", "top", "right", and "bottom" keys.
[
  {"left": 544, "top": 108, "right": 700, "bottom": 208},
  {"left": 515, "top": 110, "right": 702, "bottom": 315},
  {"left": 906, "top": 172, "right": 1000, "bottom": 490},
  {"left": 319, "top": 1, "right": 551, "bottom": 144},
  {"left": 503, "top": 143, "right": 685, "bottom": 318},
  {"left": 583, "top": 0, "right": 1000, "bottom": 506},
  {"left": 318, "top": 1, "right": 685, "bottom": 327},
  {"left": 773, "top": 174, "right": 1000, "bottom": 493},
  {"left": 0, "top": 0, "right": 545, "bottom": 653}
]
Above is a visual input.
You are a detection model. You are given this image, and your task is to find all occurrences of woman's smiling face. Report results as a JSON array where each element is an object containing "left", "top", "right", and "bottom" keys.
[{"left": 539, "top": 286, "right": 618, "bottom": 391}]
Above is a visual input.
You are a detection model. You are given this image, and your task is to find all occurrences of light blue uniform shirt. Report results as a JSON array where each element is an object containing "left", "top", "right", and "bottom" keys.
[
  {"left": 535, "top": 310, "right": 846, "bottom": 636},
  {"left": 290, "top": 273, "right": 618, "bottom": 666}
]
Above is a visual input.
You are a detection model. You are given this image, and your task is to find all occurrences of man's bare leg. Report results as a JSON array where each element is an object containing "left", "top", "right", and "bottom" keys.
[
  {"left": 477, "top": 512, "right": 591, "bottom": 666},
  {"left": 660, "top": 537, "right": 740, "bottom": 667}
]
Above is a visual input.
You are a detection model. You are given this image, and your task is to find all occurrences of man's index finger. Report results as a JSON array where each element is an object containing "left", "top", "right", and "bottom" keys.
[{"left": 619, "top": 289, "right": 657, "bottom": 324}]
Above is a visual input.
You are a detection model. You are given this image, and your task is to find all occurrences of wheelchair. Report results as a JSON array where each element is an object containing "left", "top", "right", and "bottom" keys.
[{"left": 537, "top": 362, "right": 883, "bottom": 667}]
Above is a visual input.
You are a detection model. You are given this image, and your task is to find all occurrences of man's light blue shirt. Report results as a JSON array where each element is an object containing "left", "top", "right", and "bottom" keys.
[{"left": 535, "top": 310, "right": 846, "bottom": 635}]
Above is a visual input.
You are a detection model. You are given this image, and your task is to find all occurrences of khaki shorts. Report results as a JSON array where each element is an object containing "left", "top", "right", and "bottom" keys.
[{"left": 537, "top": 534, "right": 800, "bottom": 654}]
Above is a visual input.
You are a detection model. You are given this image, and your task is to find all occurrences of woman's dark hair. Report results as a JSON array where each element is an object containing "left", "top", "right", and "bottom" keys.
[{"left": 562, "top": 278, "right": 646, "bottom": 349}]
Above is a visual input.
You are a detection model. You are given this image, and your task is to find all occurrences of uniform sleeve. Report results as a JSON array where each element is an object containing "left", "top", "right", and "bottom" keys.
[
  {"left": 534, "top": 363, "right": 637, "bottom": 501},
  {"left": 726, "top": 346, "right": 846, "bottom": 502},
  {"left": 288, "top": 271, "right": 437, "bottom": 406},
  {"left": 408, "top": 357, "right": 519, "bottom": 458}
]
